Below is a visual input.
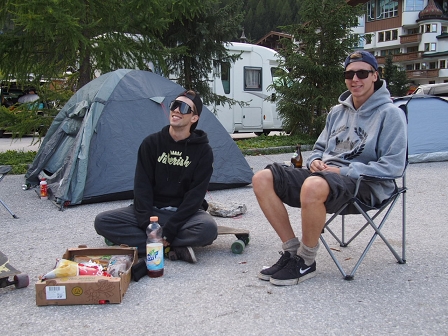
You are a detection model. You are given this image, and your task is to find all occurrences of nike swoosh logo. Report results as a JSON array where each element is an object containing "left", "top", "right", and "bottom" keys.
[{"left": 300, "top": 267, "right": 311, "bottom": 274}]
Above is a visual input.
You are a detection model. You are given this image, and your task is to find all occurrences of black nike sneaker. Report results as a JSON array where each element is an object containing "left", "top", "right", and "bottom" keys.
[
  {"left": 269, "top": 255, "right": 316, "bottom": 286},
  {"left": 258, "top": 251, "right": 291, "bottom": 281}
]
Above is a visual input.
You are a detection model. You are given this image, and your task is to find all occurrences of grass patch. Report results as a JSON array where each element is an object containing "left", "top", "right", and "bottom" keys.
[
  {"left": 0, "top": 133, "right": 316, "bottom": 174},
  {"left": 235, "top": 133, "right": 316, "bottom": 155},
  {"left": 0, "top": 150, "right": 37, "bottom": 174}
]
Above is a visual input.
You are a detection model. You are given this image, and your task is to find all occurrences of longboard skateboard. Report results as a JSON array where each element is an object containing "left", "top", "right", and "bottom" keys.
[
  {"left": 218, "top": 225, "right": 250, "bottom": 254},
  {"left": 105, "top": 226, "right": 251, "bottom": 254},
  {"left": 0, "top": 251, "right": 29, "bottom": 289}
]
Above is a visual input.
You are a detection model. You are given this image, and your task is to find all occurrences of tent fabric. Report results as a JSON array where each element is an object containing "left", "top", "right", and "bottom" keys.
[
  {"left": 25, "top": 69, "right": 253, "bottom": 206},
  {"left": 393, "top": 95, "right": 448, "bottom": 163}
]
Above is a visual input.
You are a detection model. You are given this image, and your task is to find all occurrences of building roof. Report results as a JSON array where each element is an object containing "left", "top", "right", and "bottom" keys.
[{"left": 255, "top": 31, "right": 293, "bottom": 51}]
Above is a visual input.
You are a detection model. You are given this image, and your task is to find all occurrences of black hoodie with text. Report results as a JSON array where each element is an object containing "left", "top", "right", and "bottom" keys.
[{"left": 133, "top": 125, "right": 213, "bottom": 242}]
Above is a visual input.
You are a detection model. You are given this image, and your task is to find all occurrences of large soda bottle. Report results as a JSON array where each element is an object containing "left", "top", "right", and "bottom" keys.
[
  {"left": 146, "top": 216, "right": 164, "bottom": 278},
  {"left": 291, "top": 144, "right": 303, "bottom": 168}
]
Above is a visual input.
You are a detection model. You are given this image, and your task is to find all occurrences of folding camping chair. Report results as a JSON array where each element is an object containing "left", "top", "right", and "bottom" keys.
[
  {"left": 0, "top": 165, "right": 18, "bottom": 219},
  {"left": 319, "top": 105, "right": 408, "bottom": 280}
]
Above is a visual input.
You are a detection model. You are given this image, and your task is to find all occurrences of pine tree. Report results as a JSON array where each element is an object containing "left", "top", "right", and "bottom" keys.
[
  {"left": 383, "top": 55, "right": 409, "bottom": 97},
  {"left": 158, "top": 0, "right": 244, "bottom": 106},
  {"left": 0, "top": 0, "right": 206, "bottom": 90},
  {"left": 0, "top": 0, "right": 233, "bottom": 138},
  {"left": 273, "top": 0, "right": 364, "bottom": 136}
]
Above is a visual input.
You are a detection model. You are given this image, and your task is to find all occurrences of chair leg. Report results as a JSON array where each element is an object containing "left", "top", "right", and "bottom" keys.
[{"left": 0, "top": 198, "right": 18, "bottom": 219}]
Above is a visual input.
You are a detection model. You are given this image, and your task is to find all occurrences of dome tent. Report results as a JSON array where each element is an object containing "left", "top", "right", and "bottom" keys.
[{"left": 25, "top": 69, "right": 253, "bottom": 207}]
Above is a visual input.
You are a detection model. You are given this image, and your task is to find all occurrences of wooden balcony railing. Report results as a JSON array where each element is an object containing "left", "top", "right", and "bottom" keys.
[
  {"left": 376, "top": 52, "right": 423, "bottom": 64},
  {"left": 406, "top": 69, "right": 440, "bottom": 79},
  {"left": 400, "top": 34, "right": 422, "bottom": 44}
]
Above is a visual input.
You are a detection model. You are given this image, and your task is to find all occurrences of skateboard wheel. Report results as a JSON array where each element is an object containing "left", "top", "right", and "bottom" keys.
[
  {"left": 236, "top": 235, "right": 250, "bottom": 246},
  {"left": 14, "top": 273, "right": 29, "bottom": 289},
  {"left": 231, "top": 240, "right": 245, "bottom": 254},
  {"left": 104, "top": 238, "right": 116, "bottom": 246}
]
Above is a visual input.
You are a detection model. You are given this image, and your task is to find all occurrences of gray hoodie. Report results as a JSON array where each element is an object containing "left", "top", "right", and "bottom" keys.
[{"left": 307, "top": 80, "right": 407, "bottom": 204}]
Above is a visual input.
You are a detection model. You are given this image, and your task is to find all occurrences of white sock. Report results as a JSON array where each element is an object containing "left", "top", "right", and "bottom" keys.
[{"left": 282, "top": 237, "right": 300, "bottom": 256}]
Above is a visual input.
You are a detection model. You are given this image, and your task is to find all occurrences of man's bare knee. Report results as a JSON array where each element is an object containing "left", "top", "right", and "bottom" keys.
[
  {"left": 252, "top": 169, "right": 274, "bottom": 195},
  {"left": 301, "top": 176, "right": 330, "bottom": 205}
]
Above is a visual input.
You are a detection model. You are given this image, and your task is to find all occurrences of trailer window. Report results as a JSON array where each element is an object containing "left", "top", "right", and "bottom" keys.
[
  {"left": 221, "top": 62, "right": 230, "bottom": 94},
  {"left": 244, "top": 67, "right": 262, "bottom": 91}
]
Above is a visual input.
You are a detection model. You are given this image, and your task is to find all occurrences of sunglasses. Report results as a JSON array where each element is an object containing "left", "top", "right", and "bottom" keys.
[
  {"left": 344, "top": 70, "right": 374, "bottom": 80},
  {"left": 169, "top": 100, "right": 195, "bottom": 114}
]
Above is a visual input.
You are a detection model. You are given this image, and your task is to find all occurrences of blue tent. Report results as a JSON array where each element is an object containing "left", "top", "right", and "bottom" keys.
[
  {"left": 394, "top": 95, "right": 448, "bottom": 163},
  {"left": 25, "top": 70, "right": 253, "bottom": 206}
]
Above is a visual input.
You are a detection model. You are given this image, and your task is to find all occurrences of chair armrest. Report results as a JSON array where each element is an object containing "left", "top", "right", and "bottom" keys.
[{"left": 353, "top": 174, "right": 399, "bottom": 198}]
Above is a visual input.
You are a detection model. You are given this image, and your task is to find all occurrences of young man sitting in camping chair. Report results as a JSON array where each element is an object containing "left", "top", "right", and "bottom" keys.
[
  {"left": 95, "top": 90, "right": 217, "bottom": 263},
  {"left": 253, "top": 51, "right": 407, "bottom": 286}
]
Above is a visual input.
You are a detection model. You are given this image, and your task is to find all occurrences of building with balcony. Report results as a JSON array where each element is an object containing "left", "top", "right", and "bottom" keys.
[{"left": 356, "top": 0, "right": 448, "bottom": 86}]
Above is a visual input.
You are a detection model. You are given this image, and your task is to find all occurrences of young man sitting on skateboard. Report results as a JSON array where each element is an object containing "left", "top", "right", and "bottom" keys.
[
  {"left": 94, "top": 90, "right": 218, "bottom": 263},
  {"left": 252, "top": 51, "right": 407, "bottom": 285}
]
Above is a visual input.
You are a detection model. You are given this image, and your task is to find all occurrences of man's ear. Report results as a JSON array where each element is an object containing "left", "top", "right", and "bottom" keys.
[{"left": 191, "top": 115, "right": 199, "bottom": 123}]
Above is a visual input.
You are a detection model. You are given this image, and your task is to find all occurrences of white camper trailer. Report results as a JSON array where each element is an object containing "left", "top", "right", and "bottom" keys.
[{"left": 209, "top": 43, "right": 283, "bottom": 135}]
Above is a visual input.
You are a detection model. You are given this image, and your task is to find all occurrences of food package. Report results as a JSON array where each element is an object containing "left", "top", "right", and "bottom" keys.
[
  {"left": 41, "top": 259, "right": 107, "bottom": 280},
  {"left": 107, "top": 255, "right": 133, "bottom": 277}
]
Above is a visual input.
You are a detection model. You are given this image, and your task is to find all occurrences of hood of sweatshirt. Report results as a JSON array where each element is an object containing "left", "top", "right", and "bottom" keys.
[{"left": 338, "top": 80, "right": 392, "bottom": 116}]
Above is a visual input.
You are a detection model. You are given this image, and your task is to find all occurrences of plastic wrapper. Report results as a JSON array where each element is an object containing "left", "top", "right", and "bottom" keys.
[
  {"left": 41, "top": 259, "right": 110, "bottom": 280},
  {"left": 107, "top": 255, "right": 133, "bottom": 277},
  {"left": 73, "top": 255, "right": 112, "bottom": 268}
]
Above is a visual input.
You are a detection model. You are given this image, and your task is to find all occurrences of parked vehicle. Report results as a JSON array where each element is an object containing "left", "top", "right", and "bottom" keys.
[
  {"left": 207, "top": 43, "right": 283, "bottom": 135},
  {"left": 413, "top": 83, "right": 448, "bottom": 97}
]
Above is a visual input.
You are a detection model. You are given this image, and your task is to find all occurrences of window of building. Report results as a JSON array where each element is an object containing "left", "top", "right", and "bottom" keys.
[
  {"left": 440, "top": 60, "right": 446, "bottom": 68},
  {"left": 392, "top": 29, "right": 398, "bottom": 40},
  {"left": 220, "top": 62, "right": 230, "bottom": 94},
  {"left": 381, "top": 0, "right": 399, "bottom": 18},
  {"left": 380, "top": 48, "right": 401, "bottom": 56},
  {"left": 405, "top": 0, "right": 424, "bottom": 11},
  {"left": 366, "top": 34, "right": 372, "bottom": 44},
  {"left": 424, "top": 43, "right": 437, "bottom": 51},
  {"left": 352, "top": 34, "right": 364, "bottom": 48},
  {"left": 425, "top": 24, "right": 431, "bottom": 33},
  {"left": 244, "top": 67, "right": 262, "bottom": 91},
  {"left": 415, "top": 63, "right": 421, "bottom": 70},
  {"left": 407, "top": 46, "right": 418, "bottom": 53},
  {"left": 378, "top": 32, "right": 384, "bottom": 42},
  {"left": 385, "top": 31, "right": 391, "bottom": 41},
  {"left": 429, "top": 62, "right": 437, "bottom": 69},
  {"left": 421, "top": 62, "right": 427, "bottom": 69},
  {"left": 406, "top": 64, "right": 414, "bottom": 70},
  {"left": 442, "top": 26, "right": 448, "bottom": 33},
  {"left": 431, "top": 23, "right": 438, "bottom": 32},
  {"left": 367, "top": 0, "right": 398, "bottom": 21},
  {"left": 407, "top": 27, "right": 419, "bottom": 34}
]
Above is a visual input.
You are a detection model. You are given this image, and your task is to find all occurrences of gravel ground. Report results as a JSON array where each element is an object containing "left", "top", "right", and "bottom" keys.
[{"left": 0, "top": 140, "right": 447, "bottom": 335}]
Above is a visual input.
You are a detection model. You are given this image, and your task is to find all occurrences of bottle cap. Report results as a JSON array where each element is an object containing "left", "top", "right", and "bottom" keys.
[{"left": 150, "top": 216, "right": 158, "bottom": 221}]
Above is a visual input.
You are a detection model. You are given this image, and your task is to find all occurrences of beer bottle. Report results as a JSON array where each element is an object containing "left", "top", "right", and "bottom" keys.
[{"left": 291, "top": 144, "right": 303, "bottom": 168}]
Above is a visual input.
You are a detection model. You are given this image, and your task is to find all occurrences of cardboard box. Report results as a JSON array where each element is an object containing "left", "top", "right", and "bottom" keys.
[{"left": 36, "top": 245, "right": 138, "bottom": 306}]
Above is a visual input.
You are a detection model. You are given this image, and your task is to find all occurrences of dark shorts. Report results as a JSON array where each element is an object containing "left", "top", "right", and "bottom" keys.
[{"left": 266, "top": 162, "right": 373, "bottom": 213}]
